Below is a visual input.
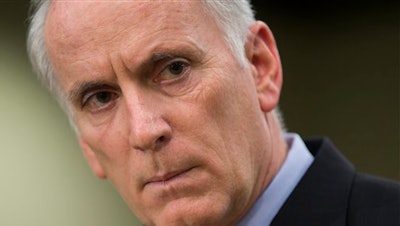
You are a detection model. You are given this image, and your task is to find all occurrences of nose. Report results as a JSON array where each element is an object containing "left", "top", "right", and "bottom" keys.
[{"left": 124, "top": 93, "right": 172, "bottom": 152}]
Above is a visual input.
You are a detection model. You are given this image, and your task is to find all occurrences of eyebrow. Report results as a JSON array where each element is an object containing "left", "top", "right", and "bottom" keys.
[{"left": 149, "top": 45, "right": 205, "bottom": 65}]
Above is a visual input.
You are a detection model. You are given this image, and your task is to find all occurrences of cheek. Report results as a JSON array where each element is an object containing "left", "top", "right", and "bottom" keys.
[
  {"left": 171, "top": 68, "right": 259, "bottom": 184},
  {"left": 77, "top": 110, "right": 139, "bottom": 187},
  {"left": 198, "top": 68, "right": 263, "bottom": 180},
  {"left": 198, "top": 68, "right": 260, "bottom": 155}
]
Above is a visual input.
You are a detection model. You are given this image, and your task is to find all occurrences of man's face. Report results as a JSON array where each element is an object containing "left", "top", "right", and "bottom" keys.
[{"left": 45, "top": 1, "right": 279, "bottom": 225}]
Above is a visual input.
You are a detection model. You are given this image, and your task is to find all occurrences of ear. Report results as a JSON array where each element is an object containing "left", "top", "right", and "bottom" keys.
[
  {"left": 79, "top": 138, "right": 107, "bottom": 179},
  {"left": 245, "top": 21, "right": 283, "bottom": 112}
]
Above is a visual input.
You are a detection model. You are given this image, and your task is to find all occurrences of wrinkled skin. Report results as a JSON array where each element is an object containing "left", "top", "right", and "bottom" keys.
[{"left": 45, "top": 1, "right": 286, "bottom": 225}]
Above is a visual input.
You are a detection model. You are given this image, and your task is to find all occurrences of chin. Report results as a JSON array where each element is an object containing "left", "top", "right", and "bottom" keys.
[{"left": 142, "top": 194, "right": 237, "bottom": 226}]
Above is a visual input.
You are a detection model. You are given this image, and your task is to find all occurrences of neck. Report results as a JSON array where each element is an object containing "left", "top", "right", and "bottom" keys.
[
  {"left": 262, "top": 110, "right": 289, "bottom": 191},
  {"left": 230, "top": 110, "right": 288, "bottom": 225}
]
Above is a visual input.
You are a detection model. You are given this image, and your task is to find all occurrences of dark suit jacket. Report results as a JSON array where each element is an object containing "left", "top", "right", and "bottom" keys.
[{"left": 271, "top": 138, "right": 400, "bottom": 226}]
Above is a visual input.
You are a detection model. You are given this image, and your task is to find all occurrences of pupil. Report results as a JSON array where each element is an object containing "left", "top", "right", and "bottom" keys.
[
  {"left": 96, "top": 92, "right": 111, "bottom": 103},
  {"left": 169, "top": 62, "right": 183, "bottom": 74}
]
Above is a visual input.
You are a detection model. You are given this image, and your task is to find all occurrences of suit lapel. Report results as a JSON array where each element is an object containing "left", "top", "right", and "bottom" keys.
[{"left": 271, "top": 138, "right": 355, "bottom": 226}]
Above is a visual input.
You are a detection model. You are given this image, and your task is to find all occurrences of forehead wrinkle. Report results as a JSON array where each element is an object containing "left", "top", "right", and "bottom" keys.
[
  {"left": 47, "top": 1, "right": 137, "bottom": 55},
  {"left": 116, "top": 2, "right": 214, "bottom": 70},
  {"left": 47, "top": 0, "right": 211, "bottom": 55},
  {"left": 46, "top": 0, "right": 214, "bottom": 55},
  {"left": 46, "top": 2, "right": 91, "bottom": 49},
  {"left": 44, "top": 2, "right": 138, "bottom": 91}
]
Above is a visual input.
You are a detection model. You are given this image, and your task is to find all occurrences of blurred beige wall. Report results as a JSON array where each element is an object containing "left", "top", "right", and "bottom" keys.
[{"left": 1, "top": 1, "right": 398, "bottom": 226}]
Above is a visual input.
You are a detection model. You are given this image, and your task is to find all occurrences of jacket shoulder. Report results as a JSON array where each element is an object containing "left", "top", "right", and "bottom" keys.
[{"left": 347, "top": 173, "right": 400, "bottom": 226}]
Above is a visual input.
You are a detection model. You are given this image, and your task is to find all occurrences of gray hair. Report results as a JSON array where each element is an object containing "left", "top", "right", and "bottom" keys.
[
  {"left": 202, "top": 0, "right": 255, "bottom": 65},
  {"left": 27, "top": 0, "right": 68, "bottom": 112},
  {"left": 27, "top": 0, "right": 285, "bottom": 129}
]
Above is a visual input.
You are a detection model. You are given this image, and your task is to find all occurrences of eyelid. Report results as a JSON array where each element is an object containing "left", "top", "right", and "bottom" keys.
[
  {"left": 158, "top": 56, "right": 189, "bottom": 69},
  {"left": 154, "top": 57, "right": 190, "bottom": 82},
  {"left": 80, "top": 85, "right": 119, "bottom": 108}
]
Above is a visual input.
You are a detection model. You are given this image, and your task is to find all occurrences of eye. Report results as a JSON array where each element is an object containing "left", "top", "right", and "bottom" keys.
[
  {"left": 82, "top": 91, "right": 119, "bottom": 113},
  {"left": 154, "top": 59, "right": 190, "bottom": 83},
  {"left": 168, "top": 61, "right": 185, "bottom": 75}
]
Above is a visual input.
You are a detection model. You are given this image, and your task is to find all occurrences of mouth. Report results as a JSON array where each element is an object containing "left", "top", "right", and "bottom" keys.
[{"left": 145, "top": 167, "right": 196, "bottom": 187}]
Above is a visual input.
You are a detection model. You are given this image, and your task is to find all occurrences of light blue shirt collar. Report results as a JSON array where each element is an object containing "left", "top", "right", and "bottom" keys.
[{"left": 236, "top": 133, "right": 314, "bottom": 226}]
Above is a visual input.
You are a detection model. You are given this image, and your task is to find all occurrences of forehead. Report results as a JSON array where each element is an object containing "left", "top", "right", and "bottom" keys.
[
  {"left": 46, "top": 1, "right": 209, "bottom": 47},
  {"left": 44, "top": 0, "right": 225, "bottom": 91}
]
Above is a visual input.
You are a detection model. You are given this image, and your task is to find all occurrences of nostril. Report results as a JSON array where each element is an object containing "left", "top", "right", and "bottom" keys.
[
  {"left": 157, "top": 135, "right": 166, "bottom": 143},
  {"left": 156, "top": 134, "right": 171, "bottom": 147},
  {"left": 158, "top": 136, "right": 168, "bottom": 143}
]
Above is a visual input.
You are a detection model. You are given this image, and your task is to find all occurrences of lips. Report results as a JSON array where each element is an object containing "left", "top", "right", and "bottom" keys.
[{"left": 145, "top": 167, "right": 196, "bottom": 186}]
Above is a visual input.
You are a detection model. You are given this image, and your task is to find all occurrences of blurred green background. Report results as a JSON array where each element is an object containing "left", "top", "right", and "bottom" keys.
[{"left": 1, "top": 1, "right": 398, "bottom": 226}]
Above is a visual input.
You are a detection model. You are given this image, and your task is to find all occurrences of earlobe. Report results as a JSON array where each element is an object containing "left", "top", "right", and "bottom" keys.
[
  {"left": 79, "top": 138, "right": 107, "bottom": 179},
  {"left": 246, "top": 21, "right": 283, "bottom": 112}
]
